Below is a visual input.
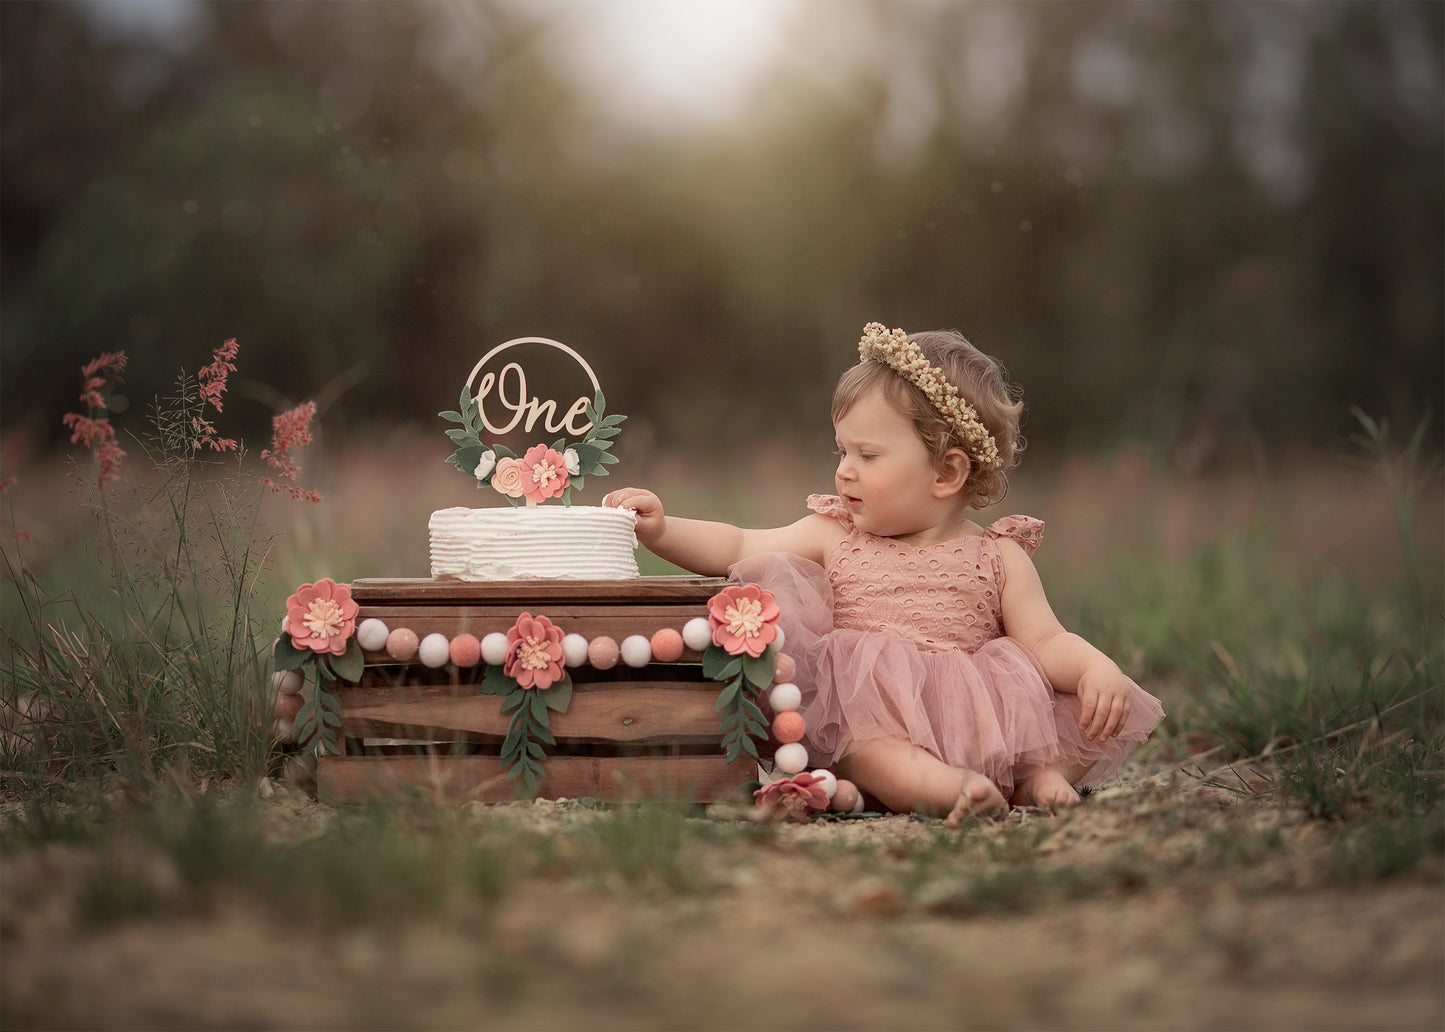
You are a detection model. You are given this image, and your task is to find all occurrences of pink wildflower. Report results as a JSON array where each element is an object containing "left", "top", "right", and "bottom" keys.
[
  {"left": 259, "top": 400, "right": 321, "bottom": 502},
  {"left": 63, "top": 351, "right": 128, "bottom": 492},
  {"left": 192, "top": 338, "right": 239, "bottom": 452}
]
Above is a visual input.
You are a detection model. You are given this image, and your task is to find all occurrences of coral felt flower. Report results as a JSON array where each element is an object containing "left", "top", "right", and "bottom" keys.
[
  {"left": 285, "top": 578, "right": 358, "bottom": 655},
  {"left": 504, "top": 612, "right": 565, "bottom": 690},
  {"left": 491, "top": 456, "right": 527, "bottom": 499},
  {"left": 754, "top": 773, "right": 830, "bottom": 819},
  {"left": 519, "top": 444, "right": 570, "bottom": 504},
  {"left": 708, "top": 583, "right": 780, "bottom": 658}
]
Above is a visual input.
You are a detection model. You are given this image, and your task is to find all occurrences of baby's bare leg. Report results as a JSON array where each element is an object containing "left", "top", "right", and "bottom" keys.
[{"left": 837, "top": 737, "right": 1004, "bottom": 825}]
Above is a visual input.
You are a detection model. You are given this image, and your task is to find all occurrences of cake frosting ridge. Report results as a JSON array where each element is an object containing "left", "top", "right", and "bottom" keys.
[{"left": 429, "top": 504, "right": 639, "bottom": 580}]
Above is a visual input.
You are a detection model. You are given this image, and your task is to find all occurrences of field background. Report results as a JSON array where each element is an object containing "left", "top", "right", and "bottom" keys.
[{"left": 2, "top": 2, "right": 1443, "bottom": 1029}]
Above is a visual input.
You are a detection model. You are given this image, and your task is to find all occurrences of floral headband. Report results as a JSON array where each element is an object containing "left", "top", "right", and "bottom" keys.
[{"left": 857, "top": 322, "right": 1003, "bottom": 473}]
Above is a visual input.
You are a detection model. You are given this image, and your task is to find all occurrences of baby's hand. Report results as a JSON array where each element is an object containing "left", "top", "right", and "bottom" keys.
[
  {"left": 1076, "top": 663, "right": 1134, "bottom": 742},
  {"left": 602, "top": 487, "right": 666, "bottom": 546}
]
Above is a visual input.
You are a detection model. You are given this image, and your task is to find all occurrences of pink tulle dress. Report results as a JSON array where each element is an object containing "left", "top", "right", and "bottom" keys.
[{"left": 731, "top": 494, "right": 1165, "bottom": 800}]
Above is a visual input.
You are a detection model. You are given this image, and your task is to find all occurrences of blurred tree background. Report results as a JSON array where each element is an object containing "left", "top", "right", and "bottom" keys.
[{"left": 2, "top": 0, "right": 1441, "bottom": 471}]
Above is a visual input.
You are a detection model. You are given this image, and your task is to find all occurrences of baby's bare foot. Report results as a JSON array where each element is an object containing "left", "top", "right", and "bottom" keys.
[
  {"left": 945, "top": 770, "right": 1005, "bottom": 826},
  {"left": 1011, "top": 768, "right": 1082, "bottom": 810}
]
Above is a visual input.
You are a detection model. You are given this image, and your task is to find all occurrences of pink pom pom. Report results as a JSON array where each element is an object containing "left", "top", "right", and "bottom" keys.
[
  {"left": 830, "top": 779, "right": 860, "bottom": 812},
  {"left": 273, "top": 692, "right": 303, "bottom": 721},
  {"left": 449, "top": 633, "right": 482, "bottom": 668},
  {"left": 385, "top": 627, "right": 419, "bottom": 662},
  {"left": 773, "top": 652, "right": 796, "bottom": 683},
  {"left": 588, "top": 635, "right": 620, "bottom": 670},
  {"left": 772, "top": 710, "right": 806, "bottom": 745},
  {"left": 650, "top": 627, "right": 684, "bottom": 663}
]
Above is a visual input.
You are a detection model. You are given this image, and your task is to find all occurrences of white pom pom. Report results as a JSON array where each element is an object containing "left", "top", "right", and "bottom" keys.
[
  {"left": 356, "top": 618, "right": 389, "bottom": 652},
  {"left": 682, "top": 616, "right": 712, "bottom": 652},
  {"left": 850, "top": 793, "right": 866, "bottom": 814},
  {"left": 481, "top": 632, "right": 511, "bottom": 666},
  {"left": 418, "top": 632, "right": 451, "bottom": 668},
  {"left": 773, "top": 626, "right": 786, "bottom": 651},
  {"left": 620, "top": 634, "right": 652, "bottom": 668},
  {"left": 775, "top": 742, "right": 808, "bottom": 774},
  {"left": 768, "top": 682, "right": 802, "bottom": 712},
  {"left": 810, "top": 768, "right": 838, "bottom": 800},
  {"left": 272, "top": 669, "right": 304, "bottom": 695},
  {"left": 561, "top": 633, "right": 590, "bottom": 668}
]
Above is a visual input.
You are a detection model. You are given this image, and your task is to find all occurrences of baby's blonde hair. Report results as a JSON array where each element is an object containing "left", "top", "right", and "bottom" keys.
[{"left": 832, "top": 329, "right": 1025, "bottom": 508}]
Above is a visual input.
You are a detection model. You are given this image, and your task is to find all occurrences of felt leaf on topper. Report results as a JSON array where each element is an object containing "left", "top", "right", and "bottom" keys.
[{"left": 438, "top": 337, "right": 626, "bottom": 506}]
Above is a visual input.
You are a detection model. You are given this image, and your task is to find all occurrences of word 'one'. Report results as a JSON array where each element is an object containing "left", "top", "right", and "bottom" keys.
[{"left": 474, "top": 362, "right": 592, "bottom": 437}]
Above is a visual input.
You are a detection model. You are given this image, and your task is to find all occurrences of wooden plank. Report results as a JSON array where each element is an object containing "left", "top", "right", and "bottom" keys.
[
  {"left": 350, "top": 577, "right": 726, "bottom": 605},
  {"left": 316, "top": 752, "right": 751, "bottom": 804},
  {"left": 334, "top": 681, "right": 729, "bottom": 745}
]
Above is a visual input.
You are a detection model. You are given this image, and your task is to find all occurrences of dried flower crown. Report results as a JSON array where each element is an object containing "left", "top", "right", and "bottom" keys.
[{"left": 857, "top": 322, "right": 1003, "bottom": 473}]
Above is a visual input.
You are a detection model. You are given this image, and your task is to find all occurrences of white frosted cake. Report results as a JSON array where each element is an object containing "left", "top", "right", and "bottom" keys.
[{"left": 429, "top": 505, "right": 639, "bottom": 580}]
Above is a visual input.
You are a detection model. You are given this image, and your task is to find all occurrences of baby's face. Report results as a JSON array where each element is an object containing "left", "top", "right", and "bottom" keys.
[{"left": 833, "top": 388, "right": 957, "bottom": 543}]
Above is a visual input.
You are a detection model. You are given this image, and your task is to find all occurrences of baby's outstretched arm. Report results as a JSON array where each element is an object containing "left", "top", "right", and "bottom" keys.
[
  {"left": 603, "top": 487, "right": 840, "bottom": 576},
  {"left": 996, "top": 539, "right": 1135, "bottom": 742}
]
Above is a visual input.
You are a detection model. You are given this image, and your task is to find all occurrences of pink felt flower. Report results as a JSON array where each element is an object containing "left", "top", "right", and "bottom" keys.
[
  {"left": 285, "top": 578, "right": 358, "bottom": 655},
  {"left": 491, "top": 456, "right": 527, "bottom": 499},
  {"left": 708, "top": 583, "right": 780, "bottom": 658},
  {"left": 504, "top": 612, "right": 565, "bottom": 690},
  {"left": 754, "top": 772, "right": 830, "bottom": 819},
  {"left": 519, "top": 444, "right": 570, "bottom": 504}
]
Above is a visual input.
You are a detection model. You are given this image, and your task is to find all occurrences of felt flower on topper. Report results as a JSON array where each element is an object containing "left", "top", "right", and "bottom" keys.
[
  {"left": 504, "top": 612, "right": 566, "bottom": 690},
  {"left": 754, "top": 772, "right": 830, "bottom": 819},
  {"left": 284, "top": 578, "right": 359, "bottom": 656},
  {"left": 519, "top": 444, "right": 570, "bottom": 505},
  {"left": 708, "top": 583, "right": 780, "bottom": 658},
  {"left": 491, "top": 456, "right": 528, "bottom": 500}
]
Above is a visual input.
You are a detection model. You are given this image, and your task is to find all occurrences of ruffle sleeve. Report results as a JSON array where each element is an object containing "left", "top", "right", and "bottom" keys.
[
  {"left": 806, "top": 493, "right": 854, "bottom": 529},
  {"left": 985, "top": 515, "right": 1044, "bottom": 556}
]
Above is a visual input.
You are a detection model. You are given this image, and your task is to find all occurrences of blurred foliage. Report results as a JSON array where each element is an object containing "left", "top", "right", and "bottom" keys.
[{"left": 2, "top": 0, "right": 1440, "bottom": 467}]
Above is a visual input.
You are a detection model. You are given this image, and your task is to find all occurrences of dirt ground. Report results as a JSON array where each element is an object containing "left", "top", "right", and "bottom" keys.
[{"left": 2, "top": 760, "right": 1441, "bottom": 1032}]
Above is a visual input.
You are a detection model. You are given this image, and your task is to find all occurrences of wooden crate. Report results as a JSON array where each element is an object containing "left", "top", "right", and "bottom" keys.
[{"left": 315, "top": 576, "right": 757, "bottom": 806}]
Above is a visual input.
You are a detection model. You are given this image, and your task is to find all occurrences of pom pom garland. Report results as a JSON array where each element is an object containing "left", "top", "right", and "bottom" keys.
[
  {"left": 356, "top": 618, "right": 389, "bottom": 652},
  {"left": 649, "top": 627, "right": 684, "bottom": 662},
  {"left": 681, "top": 616, "right": 712, "bottom": 652},
  {"left": 775, "top": 741, "right": 808, "bottom": 774},
  {"left": 772, "top": 652, "right": 796, "bottom": 683},
  {"left": 561, "top": 633, "right": 590, "bottom": 668},
  {"left": 481, "top": 632, "right": 511, "bottom": 666},
  {"left": 772, "top": 710, "right": 806, "bottom": 744},
  {"left": 620, "top": 634, "right": 652, "bottom": 668},
  {"left": 449, "top": 633, "right": 482, "bottom": 668},
  {"left": 418, "top": 632, "right": 451, "bottom": 668},
  {"left": 272, "top": 669, "right": 304, "bottom": 695},
  {"left": 769, "top": 682, "right": 802, "bottom": 713},
  {"left": 810, "top": 768, "right": 839, "bottom": 800},
  {"left": 385, "top": 627, "right": 419, "bottom": 662},
  {"left": 587, "top": 636, "right": 620, "bottom": 670}
]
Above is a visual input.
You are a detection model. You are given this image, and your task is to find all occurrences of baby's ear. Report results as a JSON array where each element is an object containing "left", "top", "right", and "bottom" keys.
[{"left": 934, "top": 449, "right": 970, "bottom": 498}]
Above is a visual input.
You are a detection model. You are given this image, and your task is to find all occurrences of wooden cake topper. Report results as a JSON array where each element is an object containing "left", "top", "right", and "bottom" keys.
[{"left": 440, "top": 336, "right": 625, "bottom": 506}]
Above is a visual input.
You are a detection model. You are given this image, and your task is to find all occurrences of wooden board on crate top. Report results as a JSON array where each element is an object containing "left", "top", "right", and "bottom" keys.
[{"left": 349, "top": 576, "right": 726, "bottom": 605}]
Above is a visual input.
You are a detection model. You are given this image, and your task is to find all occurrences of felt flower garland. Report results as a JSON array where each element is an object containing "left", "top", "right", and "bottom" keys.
[
  {"left": 272, "top": 578, "right": 363, "bottom": 757},
  {"left": 476, "top": 612, "right": 575, "bottom": 796},
  {"left": 439, "top": 388, "right": 623, "bottom": 506}
]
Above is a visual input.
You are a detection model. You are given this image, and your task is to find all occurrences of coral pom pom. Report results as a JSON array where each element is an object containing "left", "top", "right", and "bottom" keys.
[
  {"left": 449, "top": 632, "right": 482, "bottom": 668},
  {"left": 831, "top": 779, "right": 860, "bottom": 812},
  {"left": 356, "top": 618, "right": 389, "bottom": 652},
  {"left": 481, "top": 632, "right": 511, "bottom": 666},
  {"left": 768, "top": 682, "right": 802, "bottom": 713},
  {"left": 385, "top": 627, "right": 419, "bottom": 662},
  {"left": 561, "top": 633, "right": 590, "bottom": 668},
  {"left": 419, "top": 632, "right": 451, "bottom": 668},
  {"left": 650, "top": 627, "right": 684, "bottom": 662},
  {"left": 772, "top": 652, "right": 796, "bottom": 683},
  {"left": 681, "top": 616, "right": 712, "bottom": 652},
  {"left": 621, "top": 635, "right": 652, "bottom": 668},
  {"left": 588, "top": 636, "right": 620, "bottom": 670},
  {"left": 772, "top": 710, "right": 806, "bottom": 744},
  {"left": 775, "top": 742, "right": 808, "bottom": 774}
]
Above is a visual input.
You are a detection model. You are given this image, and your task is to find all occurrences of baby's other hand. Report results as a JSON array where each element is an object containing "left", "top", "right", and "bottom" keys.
[
  {"left": 1076, "top": 664, "right": 1133, "bottom": 742},
  {"left": 603, "top": 487, "right": 665, "bottom": 545}
]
